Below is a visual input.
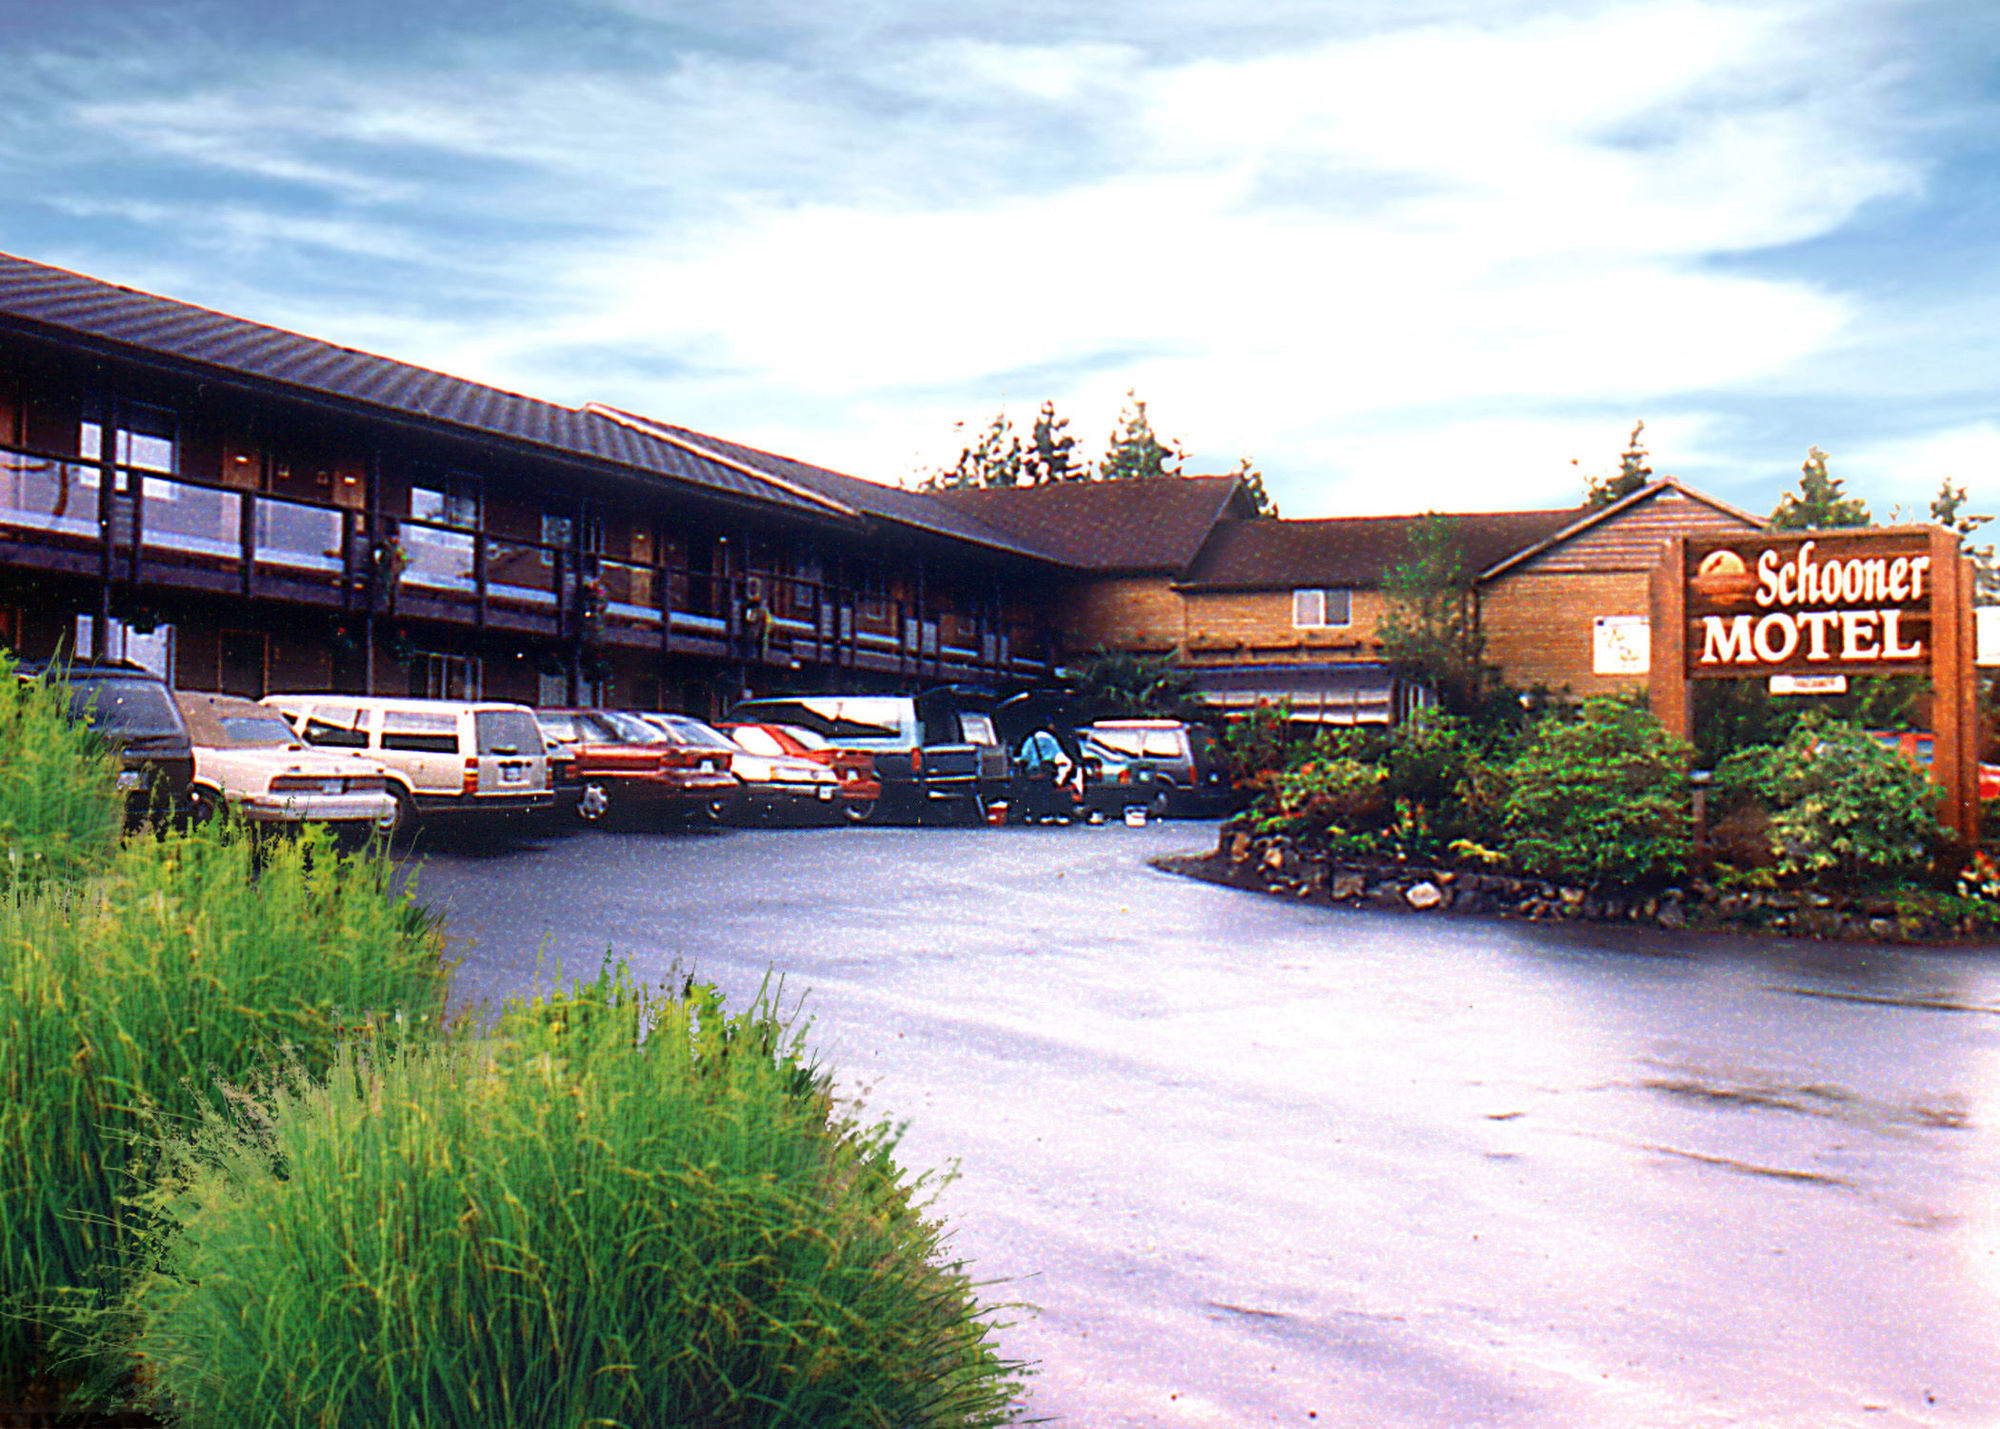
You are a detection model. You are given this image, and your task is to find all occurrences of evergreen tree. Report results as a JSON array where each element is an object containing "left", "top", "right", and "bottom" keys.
[
  {"left": 1229, "top": 456, "right": 1279, "bottom": 517},
  {"left": 1025, "top": 400, "right": 1081, "bottom": 484},
  {"left": 1098, "top": 392, "right": 1184, "bottom": 481},
  {"left": 1584, "top": 421, "right": 1654, "bottom": 508},
  {"left": 1770, "top": 447, "right": 1870, "bottom": 529},
  {"left": 922, "top": 409, "right": 1023, "bottom": 490}
]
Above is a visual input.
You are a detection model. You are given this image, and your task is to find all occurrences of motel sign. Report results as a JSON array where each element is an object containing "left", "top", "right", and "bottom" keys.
[{"left": 1650, "top": 526, "right": 1981, "bottom": 849}]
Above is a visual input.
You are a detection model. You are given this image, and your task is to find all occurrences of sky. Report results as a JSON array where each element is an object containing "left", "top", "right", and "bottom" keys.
[{"left": 2, "top": 0, "right": 1997, "bottom": 519}]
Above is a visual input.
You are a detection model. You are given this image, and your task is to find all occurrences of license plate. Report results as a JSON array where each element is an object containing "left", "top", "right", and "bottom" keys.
[
  {"left": 321, "top": 779, "right": 344, "bottom": 795},
  {"left": 116, "top": 771, "right": 145, "bottom": 792},
  {"left": 499, "top": 764, "right": 527, "bottom": 785},
  {"left": 817, "top": 785, "right": 833, "bottom": 801}
]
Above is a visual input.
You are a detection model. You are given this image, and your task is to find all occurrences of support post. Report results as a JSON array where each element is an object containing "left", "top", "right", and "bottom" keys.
[
  {"left": 1932, "top": 526, "right": 1978, "bottom": 850},
  {"left": 1649, "top": 536, "right": 1690, "bottom": 746}
]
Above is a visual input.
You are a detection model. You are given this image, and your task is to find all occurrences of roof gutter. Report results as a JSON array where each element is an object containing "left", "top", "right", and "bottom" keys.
[{"left": 584, "top": 403, "right": 861, "bottom": 519}]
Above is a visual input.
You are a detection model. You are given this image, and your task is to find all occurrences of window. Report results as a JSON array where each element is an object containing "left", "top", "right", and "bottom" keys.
[
  {"left": 409, "top": 473, "right": 480, "bottom": 534},
  {"left": 79, "top": 399, "right": 178, "bottom": 500},
  {"left": 381, "top": 708, "right": 460, "bottom": 754},
  {"left": 300, "top": 706, "right": 369, "bottom": 748},
  {"left": 1291, "top": 588, "right": 1353, "bottom": 629},
  {"left": 540, "top": 513, "right": 574, "bottom": 566}
]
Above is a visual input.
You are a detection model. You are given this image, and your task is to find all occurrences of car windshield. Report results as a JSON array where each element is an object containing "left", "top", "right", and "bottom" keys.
[
  {"left": 537, "top": 714, "right": 580, "bottom": 744},
  {"left": 597, "top": 710, "right": 667, "bottom": 744},
  {"left": 653, "top": 716, "right": 738, "bottom": 750},
  {"left": 959, "top": 712, "right": 998, "bottom": 746},
  {"left": 219, "top": 714, "right": 301, "bottom": 748},
  {"left": 475, "top": 709, "right": 544, "bottom": 756},
  {"left": 777, "top": 723, "right": 830, "bottom": 751},
  {"left": 68, "top": 680, "right": 181, "bottom": 738},
  {"left": 729, "top": 726, "right": 787, "bottom": 758}
]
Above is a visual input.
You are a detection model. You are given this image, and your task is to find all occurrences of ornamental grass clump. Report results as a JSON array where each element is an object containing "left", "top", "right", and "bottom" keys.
[
  {"left": 122, "top": 964, "right": 1029, "bottom": 1429},
  {"left": 1501, "top": 698, "right": 1691, "bottom": 888},
  {"left": 0, "top": 651, "right": 123, "bottom": 890},
  {"left": 0, "top": 822, "right": 448, "bottom": 1392}
]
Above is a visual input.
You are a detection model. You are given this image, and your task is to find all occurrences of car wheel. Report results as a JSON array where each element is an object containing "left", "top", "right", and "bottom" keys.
[
  {"left": 381, "top": 786, "right": 416, "bottom": 841},
  {"left": 576, "top": 780, "right": 613, "bottom": 824},
  {"left": 186, "top": 784, "right": 220, "bottom": 828},
  {"left": 842, "top": 797, "right": 878, "bottom": 825}
]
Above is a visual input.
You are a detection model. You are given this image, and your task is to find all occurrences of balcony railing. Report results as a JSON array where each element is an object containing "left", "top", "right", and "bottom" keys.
[{"left": 0, "top": 438, "right": 1052, "bottom": 677}]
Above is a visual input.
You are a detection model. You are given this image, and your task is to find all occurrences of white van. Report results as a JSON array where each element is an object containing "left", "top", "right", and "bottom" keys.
[{"left": 262, "top": 695, "right": 553, "bottom": 831}]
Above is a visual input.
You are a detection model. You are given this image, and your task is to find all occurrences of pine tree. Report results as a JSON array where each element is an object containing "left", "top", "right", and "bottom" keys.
[
  {"left": 1584, "top": 422, "right": 1654, "bottom": 508},
  {"left": 1025, "top": 400, "right": 1080, "bottom": 484},
  {"left": 1770, "top": 447, "right": 1870, "bottom": 529},
  {"left": 921, "top": 410, "right": 1024, "bottom": 490},
  {"left": 1098, "top": 392, "right": 1183, "bottom": 481},
  {"left": 1230, "top": 456, "right": 1278, "bottom": 517}
]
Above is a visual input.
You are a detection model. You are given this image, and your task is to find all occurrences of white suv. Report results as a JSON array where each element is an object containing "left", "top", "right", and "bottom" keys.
[{"left": 263, "top": 695, "right": 553, "bottom": 832}]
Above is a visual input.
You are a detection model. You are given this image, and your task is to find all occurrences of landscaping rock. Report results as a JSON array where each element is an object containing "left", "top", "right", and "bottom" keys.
[
  {"left": 1332, "top": 872, "right": 1366, "bottom": 901},
  {"left": 1405, "top": 881, "right": 1444, "bottom": 910}
]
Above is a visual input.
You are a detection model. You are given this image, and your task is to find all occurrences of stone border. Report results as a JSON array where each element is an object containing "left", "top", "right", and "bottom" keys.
[{"left": 1154, "top": 826, "right": 2000, "bottom": 945}]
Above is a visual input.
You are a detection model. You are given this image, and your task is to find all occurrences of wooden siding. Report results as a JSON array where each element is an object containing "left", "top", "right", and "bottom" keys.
[
  {"left": 1183, "top": 588, "right": 1389, "bottom": 663},
  {"left": 1056, "top": 576, "right": 1186, "bottom": 654},
  {"left": 1496, "top": 487, "right": 1754, "bottom": 576},
  {"left": 1481, "top": 570, "right": 1651, "bottom": 696}
]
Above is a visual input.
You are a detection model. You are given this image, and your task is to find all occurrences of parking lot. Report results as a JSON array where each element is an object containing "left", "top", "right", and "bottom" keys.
[{"left": 414, "top": 818, "right": 2000, "bottom": 1428}]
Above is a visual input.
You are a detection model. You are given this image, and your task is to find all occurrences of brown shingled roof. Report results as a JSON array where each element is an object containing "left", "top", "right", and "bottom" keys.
[
  {"left": 1181, "top": 508, "right": 1582, "bottom": 591},
  {"left": 932, "top": 475, "right": 1249, "bottom": 572}
]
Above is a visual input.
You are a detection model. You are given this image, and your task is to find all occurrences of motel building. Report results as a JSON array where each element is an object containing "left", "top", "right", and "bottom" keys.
[{"left": 0, "top": 250, "right": 1989, "bottom": 736}]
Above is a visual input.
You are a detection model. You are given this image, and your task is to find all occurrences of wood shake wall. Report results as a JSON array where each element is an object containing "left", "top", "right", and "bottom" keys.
[
  {"left": 1057, "top": 577, "right": 1186, "bottom": 654},
  {"left": 1480, "top": 488, "right": 1759, "bottom": 697},
  {"left": 1183, "top": 589, "right": 1389, "bottom": 663}
]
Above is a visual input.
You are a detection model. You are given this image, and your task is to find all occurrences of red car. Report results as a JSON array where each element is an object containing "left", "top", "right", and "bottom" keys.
[
  {"left": 716, "top": 721, "right": 883, "bottom": 823},
  {"left": 1864, "top": 730, "right": 2000, "bottom": 800},
  {"left": 534, "top": 708, "right": 737, "bottom": 824}
]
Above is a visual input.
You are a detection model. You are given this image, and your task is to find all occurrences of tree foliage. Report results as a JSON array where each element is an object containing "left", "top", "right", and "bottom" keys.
[
  {"left": 1098, "top": 392, "right": 1184, "bottom": 481},
  {"left": 1067, "top": 647, "right": 1197, "bottom": 720},
  {"left": 923, "top": 411, "right": 1024, "bottom": 490},
  {"left": 1770, "top": 447, "right": 1870, "bottom": 529},
  {"left": 1501, "top": 698, "right": 1691, "bottom": 888},
  {"left": 1583, "top": 421, "right": 1654, "bottom": 508},
  {"left": 1026, "top": 400, "right": 1081, "bottom": 484},
  {"left": 1228, "top": 456, "right": 1279, "bottom": 517},
  {"left": 1377, "top": 515, "right": 1489, "bottom": 716}
]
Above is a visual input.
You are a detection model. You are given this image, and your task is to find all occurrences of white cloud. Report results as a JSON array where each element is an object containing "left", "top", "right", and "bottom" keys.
[
  {"left": 30, "top": 0, "right": 1933, "bottom": 518},
  {"left": 1838, "top": 423, "right": 2000, "bottom": 520}
]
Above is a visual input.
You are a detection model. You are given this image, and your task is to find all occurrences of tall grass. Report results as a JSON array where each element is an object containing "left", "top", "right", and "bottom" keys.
[
  {"left": 0, "top": 651, "right": 123, "bottom": 889},
  {"left": 0, "top": 823, "right": 449, "bottom": 1391},
  {"left": 123, "top": 966, "right": 1029, "bottom": 1429}
]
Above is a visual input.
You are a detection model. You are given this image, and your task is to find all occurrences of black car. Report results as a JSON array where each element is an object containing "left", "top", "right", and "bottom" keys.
[
  {"left": 15, "top": 659, "right": 196, "bottom": 826},
  {"left": 726, "top": 691, "right": 980, "bottom": 822}
]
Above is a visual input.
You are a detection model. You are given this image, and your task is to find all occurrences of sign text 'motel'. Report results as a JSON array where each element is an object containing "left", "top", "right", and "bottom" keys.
[{"left": 1684, "top": 531, "right": 1933, "bottom": 676}]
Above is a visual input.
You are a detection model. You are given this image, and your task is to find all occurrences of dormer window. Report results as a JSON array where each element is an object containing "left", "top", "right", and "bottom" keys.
[{"left": 1292, "top": 588, "right": 1352, "bottom": 629}]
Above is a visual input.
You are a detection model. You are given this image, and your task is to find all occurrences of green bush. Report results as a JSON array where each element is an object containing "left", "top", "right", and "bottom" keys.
[
  {"left": 0, "top": 652, "right": 123, "bottom": 890},
  {"left": 1252, "top": 756, "right": 1388, "bottom": 837},
  {"left": 122, "top": 965, "right": 1027, "bottom": 1429},
  {"left": 1502, "top": 698, "right": 1690, "bottom": 888},
  {"left": 0, "top": 824, "right": 447, "bottom": 1391},
  {"left": 1712, "top": 720, "right": 1941, "bottom": 887}
]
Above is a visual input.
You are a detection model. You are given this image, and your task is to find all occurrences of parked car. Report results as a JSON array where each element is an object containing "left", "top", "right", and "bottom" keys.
[
  {"left": 175, "top": 691, "right": 397, "bottom": 832},
  {"left": 1082, "top": 718, "right": 1228, "bottom": 815},
  {"left": 715, "top": 721, "right": 882, "bottom": 823},
  {"left": 535, "top": 707, "right": 738, "bottom": 825},
  {"left": 1074, "top": 729, "right": 1172, "bottom": 818},
  {"left": 724, "top": 692, "right": 980, "bottom": 821},
  {"left": 264, "top": 695, "right": 553, "bottom": 829},
  {"left": 639, "top": 712, "right": 837, "bottom": 823},
  {"left": 991, "top": 691, "right": 1165, "bottom": 823},
  {"left": 1865, "top": 729, "right": 2000, "bottom": 800},
  {"left": 15, "top": 659, "right": 195, "bottom": 827}
]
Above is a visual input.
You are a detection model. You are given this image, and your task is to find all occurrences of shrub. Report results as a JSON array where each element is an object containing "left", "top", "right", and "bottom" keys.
[
  {"left": 0, "top": 652, "right": 123, "bottom": 890},
  {"left": 122, "top": 965, "right": 1028, "bottom": 1429},
  {"left": 1215, "top": 701, "right": 1301, "bottom": 789},
  {"left": 1253, "top": 756, "right": 1388, "bottom": 837},
  {"left": 0, "top": 824, "right": 447, "bottom": 1391},
  {"left": 1712, "top": 721, "right": 1941, "bottom": 888},
  {"left": 1502, "top": 698, "right": 1690, "bottom": 888}
]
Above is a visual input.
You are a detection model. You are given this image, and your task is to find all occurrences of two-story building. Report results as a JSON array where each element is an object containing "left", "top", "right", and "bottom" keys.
[{"left": 0, "top": 252, "right": 1071, "bottom": 715}]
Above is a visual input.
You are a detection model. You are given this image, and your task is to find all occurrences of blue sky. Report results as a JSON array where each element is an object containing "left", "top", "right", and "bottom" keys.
[{"left": 3, "top": 0, "right": 1996, "bottom": 518}]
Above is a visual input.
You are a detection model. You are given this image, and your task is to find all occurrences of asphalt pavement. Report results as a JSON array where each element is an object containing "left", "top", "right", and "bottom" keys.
[{"left": 410, "top": 818, "right": 2000, "bottom": 1428}]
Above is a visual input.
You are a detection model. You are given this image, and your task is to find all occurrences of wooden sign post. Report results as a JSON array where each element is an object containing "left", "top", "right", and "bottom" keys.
[{"left": 1649, "top": 526, "right": 1980, "bottom": 849}]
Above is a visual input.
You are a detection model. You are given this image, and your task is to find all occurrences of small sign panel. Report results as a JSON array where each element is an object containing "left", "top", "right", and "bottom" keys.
[
  {"left": 1978, "top": 606, "right": 2000, "bottom": 669},
  {"left": 1593, "top": 615, "right": 1650, "bottom": 675},
  {"left": 1768, "top": 674, "right": 1848, "bottom": 695}
]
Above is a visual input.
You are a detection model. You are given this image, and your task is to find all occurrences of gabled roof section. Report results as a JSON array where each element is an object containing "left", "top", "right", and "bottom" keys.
[
  {"left": 1181, "top": 507, "right": 1580, "bottom": 592},
  {"left": 1477, "top": 478, "right": 1765, "bottom": 581},
  {"left": 0, "top": 252, "right": 844, "bottom": 522},
  {"left": 931, "top": 475, "right": 1249, "bottom": 573}
]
